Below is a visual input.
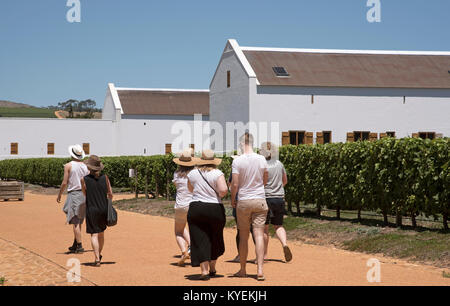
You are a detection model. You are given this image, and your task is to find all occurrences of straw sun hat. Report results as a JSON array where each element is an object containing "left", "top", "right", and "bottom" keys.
[
  {"left": 196, "top": 149, "right": 222, "bottom": 166},
  {"left": 173, "top": 148, "right": 197, "bottom": 167},
  {"left": 173, "top": 149, "right": 222, "bottom": 166}
]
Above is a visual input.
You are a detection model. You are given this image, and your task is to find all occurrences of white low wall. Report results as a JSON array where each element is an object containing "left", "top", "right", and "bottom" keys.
[{"left": 0, "top": 118, "right": 116, "bottom": 160}]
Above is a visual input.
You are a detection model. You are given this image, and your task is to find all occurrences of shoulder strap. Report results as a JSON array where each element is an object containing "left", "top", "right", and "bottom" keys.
[{"left": 197, "top": 169, "right": 220, "bottom": 199}]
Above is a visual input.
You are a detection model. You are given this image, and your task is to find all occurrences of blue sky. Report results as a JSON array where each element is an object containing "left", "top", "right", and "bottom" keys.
[{"left": 0, "top": 0, "right": 449, "bottom": 107}]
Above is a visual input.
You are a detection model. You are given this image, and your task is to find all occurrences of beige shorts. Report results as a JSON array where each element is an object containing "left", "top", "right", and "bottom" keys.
[
  {"left": 174, "top": 206, "right": 189, "bottom": 223},
  {"left": 236, "top": 199, "right": 268, "bottom": 231}
]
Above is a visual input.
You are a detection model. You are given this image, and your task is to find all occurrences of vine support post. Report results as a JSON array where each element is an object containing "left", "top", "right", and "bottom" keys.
[
  {"left": 166, "top": 165, "right": 170, "bottom": 201},
  {"left": 134, "top": 169, "right": 139, "bottom": 199},
  {"left": 411, "top": 211, "right": 417, "bottom": 229},
  {"left": 395, "top": 209, "right": 403, "bottom": 228},
  {"left": 287, "top": 201, "right": 293, "bottom": 215},
  {"left": 382, "top": 208, "right": 388, "bottom": 227},
  {"left": 145, "top": 172, "right": 149, "bottom": 199},
  {"left": 443, "top": 211, "right": 449, "bottom": 231}
]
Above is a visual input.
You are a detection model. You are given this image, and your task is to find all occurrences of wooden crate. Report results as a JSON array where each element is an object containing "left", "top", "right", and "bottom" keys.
[{"left": 0, "top": 181, "right": 24, "bottom": 201}]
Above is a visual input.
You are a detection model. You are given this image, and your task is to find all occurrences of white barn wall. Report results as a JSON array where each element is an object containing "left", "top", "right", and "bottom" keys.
[
  {"left": 250, "top": 86, "right": 450, "bottom": 144},
  {"left": 0, "top": 118, "right": 116, "bottom": 160},
  {"left": 210, "top": 50, "right": 251, "bottom": 151},
  {"left": 116, "top": 117, "right": 207, "bottom": 156}
]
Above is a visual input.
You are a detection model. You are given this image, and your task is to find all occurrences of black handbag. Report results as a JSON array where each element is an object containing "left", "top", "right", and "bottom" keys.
[{"left": 107, "top": 198, "right": 118, "bottom": 227}]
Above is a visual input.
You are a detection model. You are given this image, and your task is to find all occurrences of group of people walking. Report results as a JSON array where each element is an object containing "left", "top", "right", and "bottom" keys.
[
  {"left": 172, "top": 133, "right": 292, "bottom": 281},
  {"left": 57, "top": 133, "right": 293, "bottom": 277}
]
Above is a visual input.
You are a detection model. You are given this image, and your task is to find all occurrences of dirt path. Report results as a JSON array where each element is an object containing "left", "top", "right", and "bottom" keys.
[{"left": 0, "top": 192, "right": 448, "bottom": 286}]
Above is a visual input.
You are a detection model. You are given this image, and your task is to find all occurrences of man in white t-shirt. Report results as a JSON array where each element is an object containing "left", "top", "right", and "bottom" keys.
[{"left": 231, "top": 133, "right": 268, "bottom": 281}]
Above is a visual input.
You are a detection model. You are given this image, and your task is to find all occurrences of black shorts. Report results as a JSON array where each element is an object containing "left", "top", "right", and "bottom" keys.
[{"left": 265, "top": 198, "right": 285, "bottom": 226}]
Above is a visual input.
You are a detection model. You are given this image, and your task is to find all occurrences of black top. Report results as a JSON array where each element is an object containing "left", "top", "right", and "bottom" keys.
[{"left": 84, "top": 174, "right": 108, "bottom": 234}]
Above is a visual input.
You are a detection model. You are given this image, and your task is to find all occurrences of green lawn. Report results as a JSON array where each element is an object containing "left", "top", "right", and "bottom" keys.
[{"left": 0, "top": 107, "right": 56, "bottom": 118}]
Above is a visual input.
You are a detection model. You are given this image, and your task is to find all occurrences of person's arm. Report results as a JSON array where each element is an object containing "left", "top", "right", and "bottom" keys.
[
  {"left": 187, "top": 179, "right": 194, "bottom": 193},
  {"left": 216, "top": 175, "right": 228, "bottom": 198},
  {"left": 263, "top": 169, "right": 269, "bottom": 186},
  {"left": 81, "top": 177, "right": 87, "bottom": 196},
  {"left": 57, "top": 163, "right": 71, "bottom": 203},
  {"left": 282, "top": 166, "right": 288, "bottom": 187},
  {"left": 231, "top": 173, "right": 239, "bottom": 208},
  {"left": 105, "top": 175, "right": 113, "bottom": 200}
]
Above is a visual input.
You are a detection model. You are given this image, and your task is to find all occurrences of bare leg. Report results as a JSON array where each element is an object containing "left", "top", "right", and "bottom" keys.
[
  {"left": 274, "top": 225, "right": 287, "bottom": 247},
  {"left": 209, "top": 260, "right": 216, "bottom": 273},
  {"left": 73, "top": 224, "right": 82, "bottom": 243},
  {"left": 200, "top": 261, "right": 209, "bottom": 276},
  {"left": 263, "top": 225, "right": 270, "bottom": 259},
  {"left": 175, "top": 220, "right": 189, "bottom": 253},
  {"left": 183, "top": 227, "right": 190, "bottom": 250},
  {"left": 253, "top": 226, "right": 265, "bottom": 277},
  {"left": 90, "top": 234, "right": 100, "bottom": 262},
  {"left": 237, "top": 229, "right": 250, "bottom": 276},
  {"left": 98, "top": 232, "right": 105, "bottom": 255}
]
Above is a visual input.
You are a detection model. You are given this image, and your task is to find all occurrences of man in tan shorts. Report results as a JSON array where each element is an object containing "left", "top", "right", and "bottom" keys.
[{"left": 231, "top": 133, "right": 268, "bottom": 281}]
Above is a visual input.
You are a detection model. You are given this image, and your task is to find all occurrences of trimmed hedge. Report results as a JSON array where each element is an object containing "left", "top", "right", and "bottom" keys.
[
  {"left": 0, "top": 154, "right": 233, "bottom": 201},
  {"left": 0, "top": 138, "right": 448, "bottom": 229}
]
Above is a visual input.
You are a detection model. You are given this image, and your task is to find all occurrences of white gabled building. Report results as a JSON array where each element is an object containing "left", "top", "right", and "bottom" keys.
[{"left": 210, "top": 39, "right": 450, "bottom": 148}]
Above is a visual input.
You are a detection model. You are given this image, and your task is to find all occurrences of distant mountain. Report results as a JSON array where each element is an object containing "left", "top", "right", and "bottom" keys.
[{"left": 0, "top": 100, "right": 35, "bottom": 108}]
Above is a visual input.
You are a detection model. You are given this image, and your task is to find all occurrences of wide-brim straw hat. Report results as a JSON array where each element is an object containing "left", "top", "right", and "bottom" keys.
[
  {"left": 84, "top": 155, "right": 104, "bottom": 171},
  {"left": 260, "top": 142, "right": 278, "bottom": 159},
  {"left": 196, "top": 149, "right": 222, "bottom": 166},
  {"left": 173, "top": 148, "right": 198, "bottom": 167},
  {"left": 68, "top": 144, "right": 85, "bottom": 160}
]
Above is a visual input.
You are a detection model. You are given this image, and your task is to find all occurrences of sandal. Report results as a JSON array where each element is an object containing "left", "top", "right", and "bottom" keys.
[
  {"left": 199, "top": 274, "right": 210, "bottom": 281},
  {"left": 94, "top": 260, "right": 101, "bottom": 267},
  {"left": 283, "top": 246, "right": 293, "bottom": 263},
  {"left": 257, "top": 275, "right": 266, "bottom": 281},
  {"left": 209, "top": 271, "right": 217, "bottom": 277}
]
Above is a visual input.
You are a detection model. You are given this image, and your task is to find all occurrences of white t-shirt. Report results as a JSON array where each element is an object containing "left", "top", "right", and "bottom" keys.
[
  {"left": 187, "top": 169, "right": 224, "bottom": 204},
  {"left": 172, "top": 171, "right": 193, "bottom": 209},
  {"left": 232, "top": 153, "right": 268, "bottom": 201}
]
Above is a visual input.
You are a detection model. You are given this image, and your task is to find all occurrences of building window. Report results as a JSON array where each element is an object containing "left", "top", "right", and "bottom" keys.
[
  {"left": 227, "top": 71, "right": 231, "bottom": 88},
  {"left": 316, "top": 131, "right": 332, "bottom": 144},
  {"left": 323, "top": 131, "right": 332, "bottom": 144},
  {"left": 419, "top": 132, "right": 436, "bottom": 140},
  {"left": 47, "top": 143, "right": 55, "bottom": 155},
  {"left": 273, "top": 67, "right": 290, "bottom": 77},
  {"left": 289, "top": 131, "right": 305, "bottom": 145},
  {"left": 386, "top": 131, "right": 396, "bottom": 138},
  {"left": 83, "top": 143, "right": 90, "bottom": 155},
  {"left": 10, "top": 143, "right": 18, "bottom": 155},
  {"left": 353, "top": 131, "right": 370, "bottom": 142},
  {"left": 165, "top": 144, "right": 172, "bottom": 155}
]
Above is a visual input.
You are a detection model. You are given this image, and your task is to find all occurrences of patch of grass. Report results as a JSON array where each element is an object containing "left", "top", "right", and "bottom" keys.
[
  {"left": 343, "top": 230, "right": 450, "bottom": 265},
  {"left": 443, "top": 271, "right": 450, "bottom": 278},
  {"left": 0, "top": 276, "right": 6, "bottom": 286},
  {"left": 0, "top": 107, "right": 56, "bottom": 118}
]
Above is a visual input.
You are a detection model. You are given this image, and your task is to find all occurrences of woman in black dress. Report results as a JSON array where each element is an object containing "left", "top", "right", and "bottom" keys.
[{"left": 81, "top": 155, "right": 113, "bottom": 267}]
